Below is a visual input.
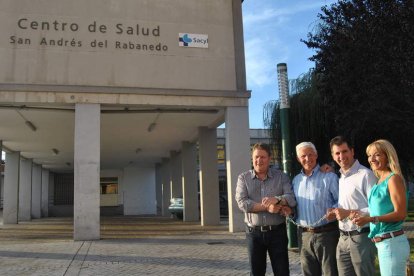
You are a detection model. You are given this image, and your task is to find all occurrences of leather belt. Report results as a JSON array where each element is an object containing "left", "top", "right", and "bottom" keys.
[
  {"left": 371, "top": 229, "right": 404, "bottom": 243},
  {"left": 340, "top": 227, "right": 369, "bottom": 236},
  {"left": 247, "top": 223, "right": 286, "bottom": 232},
  {"left": 301, "top": 221, "right": 338, "bottom": 233}
]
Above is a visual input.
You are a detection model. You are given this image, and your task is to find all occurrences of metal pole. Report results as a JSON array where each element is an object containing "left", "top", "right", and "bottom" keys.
[{"left": 277, "top": 63, "right": 298, "bottom": 248}]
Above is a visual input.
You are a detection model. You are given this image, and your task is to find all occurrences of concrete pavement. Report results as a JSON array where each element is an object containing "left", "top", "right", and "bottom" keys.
[
  {"left": 1, "top": 214, "right": 412, "bottom": 276},
  {"left": 0, "top": 215, "right": 302, "bottom": 276}
]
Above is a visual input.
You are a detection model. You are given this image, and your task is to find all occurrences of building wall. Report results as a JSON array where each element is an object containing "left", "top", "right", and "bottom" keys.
[
  {"left": 49, "top": 166, "right": 156, "bottom": 216},
  {"left": 0, "top": 0, "right": 236, "bottom": 91},
  {"left": 123, "top": 165, "right": 156, "bottom": 215},
  {"left": 0, "top": 174, "right": 3, "bottom": 208}
]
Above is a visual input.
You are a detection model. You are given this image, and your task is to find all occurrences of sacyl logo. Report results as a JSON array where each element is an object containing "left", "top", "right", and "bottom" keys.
[{"left": 179, "top": 33, "right": 208, "bottom": 48}]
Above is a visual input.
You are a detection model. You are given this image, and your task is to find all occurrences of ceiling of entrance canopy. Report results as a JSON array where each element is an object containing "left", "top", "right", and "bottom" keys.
[{"left": 0, "top": 104, "right": 224, "bottom": 172}]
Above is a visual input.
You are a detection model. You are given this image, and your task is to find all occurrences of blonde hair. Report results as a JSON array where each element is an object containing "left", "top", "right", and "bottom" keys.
[{"left": 366, "top": 139, "right": 405, "bottom": 186}]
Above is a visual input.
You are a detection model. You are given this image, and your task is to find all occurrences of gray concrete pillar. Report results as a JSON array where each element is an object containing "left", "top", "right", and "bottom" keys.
[
  {"left": 161, "top": 158, "right": 171, "bottom": 216},
  {"left": 31, "top": 164, "right": 42, "bottom": 219},
  {"left": 170, "top": 151, "right": 182, "bottom": 198},
  {"left": 182, "top": 141, "right": 199, "bottom": 222},
  {"left": 226, "top": 107, "right": 250, "bottom": 232},
  {"left": 74, "top": 103, "right": 100, "bottom": 241},
  {"left": 41, "top": 169, "right": 49, "bottom": 217},
  {"left": 18, "top": 158, "right": 32, "bottom": 221},
  {"left": 3, "top": 151, "right": 20, "bottom": 224},
  {"left": 155, "top": 163, "right": 162, "bottom": 215},
  {"left": 49, "top": 172, "right": 54, "bottom": 208},
  {"left": 0, "top": 140, "right": 2, "bottom": 208},
  {"left": 198, "top": 127, "right": 220, "bottom": 226}
]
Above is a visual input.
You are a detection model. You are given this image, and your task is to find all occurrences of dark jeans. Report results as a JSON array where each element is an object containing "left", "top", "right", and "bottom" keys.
[{"left": 246, "top": 224, "right": 290, "bottom": 276}]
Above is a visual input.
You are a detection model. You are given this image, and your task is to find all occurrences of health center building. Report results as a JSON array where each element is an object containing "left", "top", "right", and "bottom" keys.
[{"left": 0, "top": 0, "right": 251, "bottom": 240}]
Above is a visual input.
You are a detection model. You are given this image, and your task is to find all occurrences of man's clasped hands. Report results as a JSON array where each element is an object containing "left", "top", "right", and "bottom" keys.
[
  {"left": 326, "top": 208, "right": 369, "bottom": 226},
  {"left": 261, "top": 197, "right": 293, "bottom": 217}
]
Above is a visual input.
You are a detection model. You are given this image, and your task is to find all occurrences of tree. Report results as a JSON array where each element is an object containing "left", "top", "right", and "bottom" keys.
[
  {"left": 264, "top": 69, "right": 334, "bottom": 174},
  {"left": 265, "top": 0, "right": 414, "bottom": 178},
  {"left": 301, "top": 0, "right": 414, "bottom": 178}
]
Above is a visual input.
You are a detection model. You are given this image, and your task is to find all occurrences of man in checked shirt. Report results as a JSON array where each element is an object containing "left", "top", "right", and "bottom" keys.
[{"left": 236, "top": 143, "right": 296, "bottom": 276}]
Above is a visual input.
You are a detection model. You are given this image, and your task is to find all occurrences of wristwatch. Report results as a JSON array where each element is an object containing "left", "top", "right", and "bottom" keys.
[
  {"left": 274, "top": 196, "right": 282, "bottom": 204},
  {"left": 372, "top": 216, "right": 380, "bottom": 224}
]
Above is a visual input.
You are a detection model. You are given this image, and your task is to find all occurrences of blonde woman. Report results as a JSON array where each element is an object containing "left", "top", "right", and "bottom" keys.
[{"left": 353, "top": 139, "right": 409, "bottom": 276}]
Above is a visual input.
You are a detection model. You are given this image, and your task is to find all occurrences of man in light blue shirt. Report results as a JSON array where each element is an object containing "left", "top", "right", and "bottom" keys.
[{"left": 293, "top": 142, "right": 339, "bottom": 276}]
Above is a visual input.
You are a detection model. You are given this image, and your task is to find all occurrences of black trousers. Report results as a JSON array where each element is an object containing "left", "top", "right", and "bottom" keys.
[{"left": 246, "top": 224, "right": 290, "bottom": 276}]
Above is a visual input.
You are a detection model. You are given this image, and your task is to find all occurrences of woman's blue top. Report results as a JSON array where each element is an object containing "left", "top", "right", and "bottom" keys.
[{"left": 368, "top": 172, "right": 407, "bottom": 238}]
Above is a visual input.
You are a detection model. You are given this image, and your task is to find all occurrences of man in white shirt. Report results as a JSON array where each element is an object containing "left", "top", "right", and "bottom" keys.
[{"left": 327, "top": 136, "right": 377, "bottom": 276}]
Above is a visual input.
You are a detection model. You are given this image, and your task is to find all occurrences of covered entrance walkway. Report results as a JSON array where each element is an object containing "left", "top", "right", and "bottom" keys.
[
  {"left": 1, "top": 0, "right": 251, "bottom": 240},
  {"left": 0, "top": 212, "right": 229, "bottom": 241}
]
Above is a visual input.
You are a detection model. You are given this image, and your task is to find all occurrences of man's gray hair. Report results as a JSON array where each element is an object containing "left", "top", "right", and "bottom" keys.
[{"left": 296, "top": 142, "right": 317, "bottom": 156}]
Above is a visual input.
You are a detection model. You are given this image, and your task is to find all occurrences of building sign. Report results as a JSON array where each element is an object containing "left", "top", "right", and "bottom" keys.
[
  {"left": 179, "top": 33, "right": 208, "bottom": 48},
  {"left": 7, "top": 18, "right": 168, "bottom": 53},
  {"left": 0, "top": 0, "right": 236, "bottom": 91}
]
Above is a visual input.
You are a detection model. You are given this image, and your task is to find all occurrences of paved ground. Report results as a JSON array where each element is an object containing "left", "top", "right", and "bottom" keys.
[
  {"left": 0, "top": 215, "right": 302, "bottom": 276},
  {"left": 1, "top": 213, "right": 412, "bottom": 276}
]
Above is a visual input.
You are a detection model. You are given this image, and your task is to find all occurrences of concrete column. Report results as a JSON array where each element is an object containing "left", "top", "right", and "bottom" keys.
[
  {"left": 18, "top": 158, "right": 32, "bottom": 221},
  {"left": 230, "top": 0, "right": 249, "bottom": 232},
  {"left": 198, "top": 127, "right": 220, "bottom": 226},
  {"left": 226, "top": 107, "right": 250, "bottom": 232},
  {"left": 161, "top": 158, "right": 171, "bottom": 216},
  {"left": 41, "top": 169, "right": 49, "bottom": 217},
  {"left": 49, "top": 172, "right": 54, "bottom": 208},
  {"left": 74, "top": 103, "right": 100, "bottom": 241},
  {"left": 155, "top": 163, "right": 162, "bottom": 215},
  {"left": 181, "top": 141, "right": 199, "bottom": 222},
  {"left": 31, "top": 164, "right": 42, "bottom": 219},
  {"left": 170, "top": 151, "right": 182, "bottom": 198},
  {"left": 0, "top": 140, "right": 2, "bottom": 208},
  {"left": 3, "top": 151, "right": 20, "bottom": 224}
]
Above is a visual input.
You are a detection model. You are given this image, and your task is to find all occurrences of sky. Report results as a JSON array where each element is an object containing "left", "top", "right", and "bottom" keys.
[{"left": 242, "top": 0, "right": 336, "bottom": 128}]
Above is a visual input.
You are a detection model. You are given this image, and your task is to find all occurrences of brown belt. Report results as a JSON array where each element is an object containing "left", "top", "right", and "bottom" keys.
[
  {"left": 371, "top": 229, "right": 404, "bottom": 243},
  {"left": 301, "top": 221, "right": 338, "bottom": 233}
]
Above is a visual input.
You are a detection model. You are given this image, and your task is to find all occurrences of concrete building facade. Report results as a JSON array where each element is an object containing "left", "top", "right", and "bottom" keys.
[{"left": 0, "top": 0, "right": 251, "bottom": 240}]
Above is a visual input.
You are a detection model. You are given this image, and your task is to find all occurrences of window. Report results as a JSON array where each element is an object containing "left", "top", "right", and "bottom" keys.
[
  {"left": 54, "top": 173, "right": 74, "bottom": 205},
  {"left": 100, "top": 177, "right": 118, "bottom": 194}
]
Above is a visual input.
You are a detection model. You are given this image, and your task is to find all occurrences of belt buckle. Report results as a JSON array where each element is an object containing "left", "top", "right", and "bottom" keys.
[
  {"left": 260, "top": 226, "right": 268, "bottom": 232},
  {"left": 342, "top": 230, "right": 352, "bottom": 236},
  {"left": 372, "top": 237, "right": 383, "bottom": 243}
]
